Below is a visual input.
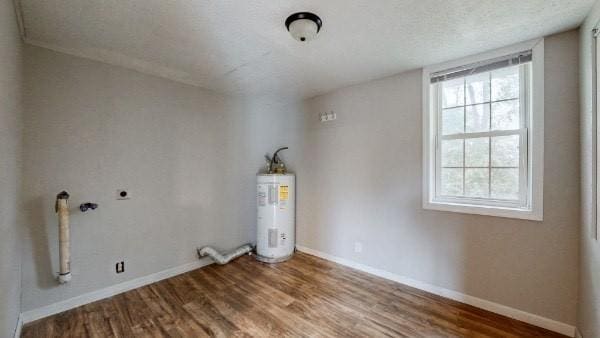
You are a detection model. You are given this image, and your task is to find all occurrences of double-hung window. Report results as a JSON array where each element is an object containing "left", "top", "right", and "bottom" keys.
[{"left": 423, "top": 40, "right": 544, "bottom": 220}]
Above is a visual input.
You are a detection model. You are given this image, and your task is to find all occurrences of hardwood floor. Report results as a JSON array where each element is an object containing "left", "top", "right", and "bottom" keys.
[{"left": 22, "top": 252, "right": 565, "bottom": 337}]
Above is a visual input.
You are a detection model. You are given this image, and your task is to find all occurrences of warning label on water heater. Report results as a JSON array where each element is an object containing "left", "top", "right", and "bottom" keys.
[{"left": 279, "top": 185, "right": 289, "bottom": 201}]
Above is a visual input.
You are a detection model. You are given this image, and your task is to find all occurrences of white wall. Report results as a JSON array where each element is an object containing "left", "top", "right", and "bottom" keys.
[
  {"left": 578, "top": 1, "right": 600, "bottom": 336},
  {"left": 20, "top": 45, "right": 302, "bottom": 312},
  {"left": 297, "top": 30, "right": 580, "bottom": 325},
  {"left": 0, "top": 0, "right": 23, "bottom": 336}
]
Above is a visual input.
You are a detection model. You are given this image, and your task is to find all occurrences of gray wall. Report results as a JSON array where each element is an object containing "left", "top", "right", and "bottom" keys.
[
  {"left": 578, "top": 1, "right": 600, "bottom": 336},
  {"left": 297, "top": 30, "right": 580, "bottom": 325},
  {"left": 0, "top": 0, "right": 23, "bottom": 336},
  {"left": 20, "top": 45, "right": 302, "bottom": 311}
]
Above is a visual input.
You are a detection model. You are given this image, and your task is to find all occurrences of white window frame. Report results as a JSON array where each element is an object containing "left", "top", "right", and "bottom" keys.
[{"left": 422, "top": 39, "right": 544, "bottom": 221}]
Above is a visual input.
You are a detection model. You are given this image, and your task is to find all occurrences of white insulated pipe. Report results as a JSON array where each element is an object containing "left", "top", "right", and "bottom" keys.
[
  {"left": 56, "top": 191, "right": 71, "bottom": 283},
  {"left": 197, "top": 244, "right": 252, "bottom": 265}
]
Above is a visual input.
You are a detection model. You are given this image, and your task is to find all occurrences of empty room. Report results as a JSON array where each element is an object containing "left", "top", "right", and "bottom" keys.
[{"left": 2, "top": 0, "right": 600, "bottom": 337}]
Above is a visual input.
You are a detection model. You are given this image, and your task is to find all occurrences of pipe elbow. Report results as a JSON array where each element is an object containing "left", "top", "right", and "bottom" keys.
[{"left": 58, "top": 272, "right": 71, "bottom": 284}]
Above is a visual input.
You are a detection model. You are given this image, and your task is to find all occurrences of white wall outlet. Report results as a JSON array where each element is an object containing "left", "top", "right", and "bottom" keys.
[
  {"left": 319, "top": 112, "right": 328, "bottom": 122},
  {"left": 319, "top": 111, "right": 337, "bottom": 122},
  {"left": 116, "top": 189, "right": 131, "bottom": 200},
  {"left": 116, "top": 261, "right": 125, "bottom": 273},
  {"left": 354, "top": 241, "right": 363, "bottom": 253}
]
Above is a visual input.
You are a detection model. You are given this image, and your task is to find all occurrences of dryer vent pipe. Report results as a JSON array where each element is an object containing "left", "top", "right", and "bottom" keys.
[
  {"left": 197, "top": 244, "right": 252, "bottom": 265},
  {"left": 55, "top": 191, "right": 71, "bottom": 284}
]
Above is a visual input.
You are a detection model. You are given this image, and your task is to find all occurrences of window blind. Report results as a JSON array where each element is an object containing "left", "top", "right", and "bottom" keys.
[{"left": 430, "top": 50, "right": 532, "bottom": 84}]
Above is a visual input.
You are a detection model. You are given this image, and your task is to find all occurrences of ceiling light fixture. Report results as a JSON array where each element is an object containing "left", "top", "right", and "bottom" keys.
[{"left": 285, "top": 12, "right": 322, "bottom": 42}]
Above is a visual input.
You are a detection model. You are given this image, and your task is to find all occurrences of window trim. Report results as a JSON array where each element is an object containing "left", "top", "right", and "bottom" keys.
[{"left": 422, "top": 39, "right": 544, "bottom": 221}]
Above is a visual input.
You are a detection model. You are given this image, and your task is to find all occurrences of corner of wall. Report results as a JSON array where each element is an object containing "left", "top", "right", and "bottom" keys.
[{"left": 577, "top": 0, "right": 600, "bottom": 337}]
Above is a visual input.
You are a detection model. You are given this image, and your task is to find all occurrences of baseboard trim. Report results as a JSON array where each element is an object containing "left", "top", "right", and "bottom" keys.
[
  {"left": 21, "top": 258, "right": 213, "bottom": 324},
  {"left": 296, "top": 245, "right": 575, "bottom": 337},
  {"left": 575, "top": 327, "right": 583, "bottom": 338},
  {"left": 13, "top": 313, "right": 23, "bottom": 338}
]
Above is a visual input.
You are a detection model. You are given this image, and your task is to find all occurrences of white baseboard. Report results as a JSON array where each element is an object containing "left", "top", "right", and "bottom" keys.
[
  {"left": 296, "top": 245, "right": 575, "bottom": 337},
  {"left": 21, "top": 258, "right": 213, "bottom": 324},
  {"left": 13, "top": 313, "right": 23, "bottom": 338},
  {"left": 575, "top": 328, "right": 583, "bottom": 338}
]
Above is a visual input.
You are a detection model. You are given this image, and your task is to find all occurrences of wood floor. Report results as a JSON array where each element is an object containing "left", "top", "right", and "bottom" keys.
[{"left": 22, "top": 252, "right": 565, "bottom": 337}]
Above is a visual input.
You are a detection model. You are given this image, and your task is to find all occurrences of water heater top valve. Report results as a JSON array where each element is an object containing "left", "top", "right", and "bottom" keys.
[{"left": 265, "top": 147, "right": 288, "bottom": 174}]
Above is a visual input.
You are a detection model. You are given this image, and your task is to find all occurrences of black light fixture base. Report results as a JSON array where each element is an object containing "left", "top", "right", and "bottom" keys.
[{"left": 285, "top": 12, "right": 322, "bottom": 33}]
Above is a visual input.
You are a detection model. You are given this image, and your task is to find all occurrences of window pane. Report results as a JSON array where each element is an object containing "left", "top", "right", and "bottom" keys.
[
  {"left": 441, "top": 168, "right": 463, "bottom": 196},
  {"left": 491, "top": 135, "right": 520, "bottom": 167},
  {"left": 491, "top": 100, "right": 520, "bottom": 130},
  {"left": 491, "top": 168, "right": 519, "bottom": 200},
  {"left": 441, "top": 139, "right": 463, "bottom": 167},
  {"left": 466, "top": 72, "right": 490, "bottom": 105},
  {"left": 466, "top": 104, "right": 490, "bottom": 133},
  {"left": 432, "top": 62, "right": 530, "bottom": 209},
  {"left": 442, "top": 78, "right": 464, "bottom": 108},
  {"left": 465, "top": 137, "right": 489, "bottom": 167},
  {"left": 491, "top": 65, "right": 519, "bottom": 101},
  {"left": 442, "top": 107, "right": 464, "bottom": 135},
  {"left": 465, "top": 168, "right": 489, "bottom": 198}
]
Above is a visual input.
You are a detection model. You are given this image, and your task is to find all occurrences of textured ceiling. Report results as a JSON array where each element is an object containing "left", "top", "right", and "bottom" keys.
[{"left": 19, "top": 0, "right": 595, "bottom": 98}]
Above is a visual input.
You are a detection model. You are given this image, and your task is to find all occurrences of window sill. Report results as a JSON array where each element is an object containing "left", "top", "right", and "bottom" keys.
[{"left": 423, "top": 200, "right": 543, "bottom": 221}]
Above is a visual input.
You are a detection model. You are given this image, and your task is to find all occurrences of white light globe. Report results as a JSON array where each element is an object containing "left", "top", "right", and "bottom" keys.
[{"left": 288, "top": 18, "right": 319, "bottom": 42}]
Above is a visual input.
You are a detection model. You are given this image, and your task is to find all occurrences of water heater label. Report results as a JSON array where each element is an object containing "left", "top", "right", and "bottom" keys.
[
  {"left": 279, "top": 185, "right": 289, "bottom": 201},
  {"left": 258, "top": 192, "right": 266, "bottom": 206},
  {"left": 257, "top": 185, "right": 267, "bottom": 206}
]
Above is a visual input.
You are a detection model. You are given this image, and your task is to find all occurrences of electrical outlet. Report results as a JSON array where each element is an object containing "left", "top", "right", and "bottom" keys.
[
  {"left": 116, "top": 190, "right": 130, "bottom": 200},
  {"left": 319, "top": 111, "right": 337, "bottom": 122},
  {"left": 354, "top": 242, "right": 363, "bottom": 253},
  {"left": 116, "top": 261, "right": 125, "bottom": 273}
]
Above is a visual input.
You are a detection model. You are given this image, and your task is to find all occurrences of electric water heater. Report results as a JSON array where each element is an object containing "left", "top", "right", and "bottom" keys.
[{"left": 256, "top": 174, "right": 295, "bottom": 263}]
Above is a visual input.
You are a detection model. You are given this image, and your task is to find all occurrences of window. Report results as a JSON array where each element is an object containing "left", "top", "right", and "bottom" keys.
[{"left": 423, "top": 40, "right": 544, "bottom": 220}]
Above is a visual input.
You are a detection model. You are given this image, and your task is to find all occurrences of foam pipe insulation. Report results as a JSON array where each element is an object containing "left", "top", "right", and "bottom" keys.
[
  {"left": 197, "top": 244, "right": 252, "bottom": 265},
  {"left": 55, "top": 191, "right": 71, "bottom": 283}
]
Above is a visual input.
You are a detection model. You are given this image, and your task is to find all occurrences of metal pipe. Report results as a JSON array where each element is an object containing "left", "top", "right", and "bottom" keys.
[
  {"left": 269, "top": 147, "right": 288, "bottom": 174},
  {"left": 197, "top": 244, "right": 252, "bottom": 265}
]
